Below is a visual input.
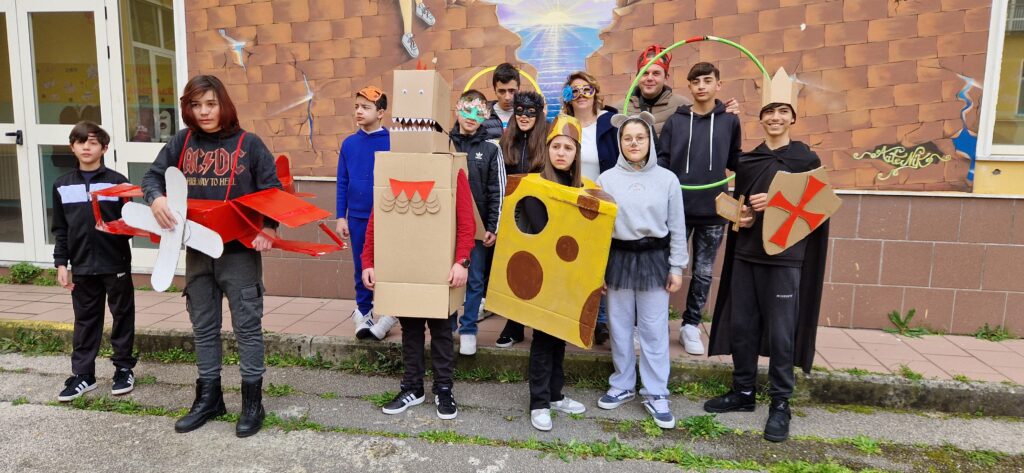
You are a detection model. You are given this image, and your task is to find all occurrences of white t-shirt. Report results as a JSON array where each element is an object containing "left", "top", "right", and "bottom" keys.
[
  {"left": 493, "top": 104, "right": 513, "bottom": 128},
  {"left": 580, "top": 121, "right": 601, "bottom": 181}
]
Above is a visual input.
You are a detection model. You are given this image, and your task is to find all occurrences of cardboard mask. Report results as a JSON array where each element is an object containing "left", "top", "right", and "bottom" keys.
[
  {"left": 390, "top": 70, "right": 452, "bottom": 153},
  {"left": 486, "top": 174, "right": 617, "bottom": 348},
  {"left": 762, "top": 167, "right": 841, "bottom": 255}
]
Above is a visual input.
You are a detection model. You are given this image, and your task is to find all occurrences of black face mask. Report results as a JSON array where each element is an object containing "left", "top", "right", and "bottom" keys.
[{"left": 514, "top": 106, "right": 539, "bottom": 118}]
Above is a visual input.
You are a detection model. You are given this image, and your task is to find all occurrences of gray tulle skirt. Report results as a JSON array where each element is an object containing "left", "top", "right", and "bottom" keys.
[{"left": 605, "top": 245, "right": 671, "bottom": 292}]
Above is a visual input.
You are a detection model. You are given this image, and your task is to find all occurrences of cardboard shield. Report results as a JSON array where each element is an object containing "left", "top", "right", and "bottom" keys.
[{"left": 762, "top": 167, "right": 841, "bottom": 256}]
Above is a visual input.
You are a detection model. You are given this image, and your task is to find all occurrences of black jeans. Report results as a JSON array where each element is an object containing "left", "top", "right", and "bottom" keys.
[
  {"left": 399, "top": 315, "right": 455, "bottom": 393},
  {"left": 729, "top": 259, "right": 800, "bottom": 400},
  {"left": 528, "top": 329, "right": 566, "bottom": 410},
  {"left": 682, "top": 224, "right": 725, "bottom": 326},
  {"left": 71, "top": 272, "right": 136, "bottom": 375}
]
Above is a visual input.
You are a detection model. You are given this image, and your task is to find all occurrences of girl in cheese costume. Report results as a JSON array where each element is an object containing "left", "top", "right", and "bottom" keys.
[
  {"left": 595, "top": 111, "right": 688, "bottom": 430},
  {"left": 495, "top": 91, "right": 548, "bottom": 348},
  {"left": 525, "top": 114, "right": 588, "bottom": 432}
]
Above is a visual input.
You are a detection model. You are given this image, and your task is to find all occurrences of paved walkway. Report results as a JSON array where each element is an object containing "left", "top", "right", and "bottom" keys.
[{"left": 2, "top": 283, "right": 1022, "bottom": 384}]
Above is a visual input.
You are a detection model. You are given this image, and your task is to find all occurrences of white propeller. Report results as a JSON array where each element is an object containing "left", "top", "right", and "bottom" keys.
[{"left": 122, "top": 167, "right": 223, "bottom": 292}]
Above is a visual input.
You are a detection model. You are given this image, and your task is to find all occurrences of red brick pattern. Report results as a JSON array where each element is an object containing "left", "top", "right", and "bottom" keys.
[{"left": 186, "top": 0, "right": 985, "bottom": 188}]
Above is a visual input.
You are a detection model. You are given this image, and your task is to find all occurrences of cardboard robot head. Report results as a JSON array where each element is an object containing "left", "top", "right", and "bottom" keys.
[{"left": 390, "top": 70, "right": 452, "bottom": 152}]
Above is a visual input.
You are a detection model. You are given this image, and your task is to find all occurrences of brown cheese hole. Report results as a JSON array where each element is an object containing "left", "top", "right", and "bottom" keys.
[
  {"left": 579, "top": 287, "right": 603, "bottom": 347},
  {"left": 556, "top": 235, "right": 579, "bottom": 262},
  {"left": 504, "top": 174, "right": 524, "bottom": 196},
  {"left": 506, "top": 251, "right": 543, "bottom": 300},
  {"left": 576, "top": 194, "right": 600, "bottom": 220},
  {"left": 585, "top": 188, "right": 616, "bottom": 204}
]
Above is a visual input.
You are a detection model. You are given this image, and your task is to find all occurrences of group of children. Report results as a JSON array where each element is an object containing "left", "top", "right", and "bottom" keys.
[{"left": 51, "top": 44, "right": 824, "bottom": 443}]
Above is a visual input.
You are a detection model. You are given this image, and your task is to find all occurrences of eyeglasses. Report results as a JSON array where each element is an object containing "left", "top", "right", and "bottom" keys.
[
  {"left": 514, "top": 106, "right": 539, "bottom": 118},
  {"left": 563, "top": 85, "right": 596, "bottom": 101},
  {"left": 621, "top": 136, "right": 648, "bottom": 145},
  {"left": 357, "top": 86, "right": 384, "bottom": 102}
]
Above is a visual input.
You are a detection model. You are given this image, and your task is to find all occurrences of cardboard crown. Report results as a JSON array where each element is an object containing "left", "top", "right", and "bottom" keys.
[{"left": 762, "top": 67, "right": 800, "bottom": 112}]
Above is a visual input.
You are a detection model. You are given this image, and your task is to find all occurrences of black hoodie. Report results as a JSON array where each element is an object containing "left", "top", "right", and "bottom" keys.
[
  {"left": 657, "top": 99, "right": 741, "bottom": 225},
  {"left": 449, "top": 126, "right": 506, "bottom": 234}
]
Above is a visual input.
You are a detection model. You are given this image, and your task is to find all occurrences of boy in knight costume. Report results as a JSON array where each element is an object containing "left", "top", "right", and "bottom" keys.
[{"left": 704, "top": 68, "right": 836, "bottom": 443}]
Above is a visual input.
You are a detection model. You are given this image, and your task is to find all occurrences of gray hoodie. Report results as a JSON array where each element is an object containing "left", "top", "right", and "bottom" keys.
[{"left": 596, "top": 112, "right": 689, "bottom": 275}]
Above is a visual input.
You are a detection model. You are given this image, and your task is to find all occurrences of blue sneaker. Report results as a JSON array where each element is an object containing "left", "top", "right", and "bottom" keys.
[
  {"left": 597, "top": 388, "right": 635, "bottom": 410},
  {"left": 642, "top": 395, "right": 676, "bottom": 429}
]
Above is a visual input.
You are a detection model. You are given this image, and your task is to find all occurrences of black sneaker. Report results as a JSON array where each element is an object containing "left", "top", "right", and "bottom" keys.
[
  {"left": 703, "top": 390, "right": 756, "bottom": 413},
  {"left": 764, "top": 398, "right": 791, "bottom": 442},
  {"left": 594, "top": 322, "right": 610, "bottom": 345},
  {"left": 381, "top": 389, "right": 425, "bottom": 415},
  {"left": 111, "top": 368, "right": 135, "bottom": 396},
  {"left": 58, "top": 374, "right": 97, "bottom": 402},
  {"left": 495, "top": 335, "right": 522, "bottom": 348},
  {"left": 435, "top": 387, "right": 457, "bottom": 420}
]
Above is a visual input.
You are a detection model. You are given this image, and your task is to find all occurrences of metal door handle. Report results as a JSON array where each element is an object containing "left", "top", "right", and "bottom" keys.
[{"left": 4, "top": 130, "right": 22, "bottom": 145}]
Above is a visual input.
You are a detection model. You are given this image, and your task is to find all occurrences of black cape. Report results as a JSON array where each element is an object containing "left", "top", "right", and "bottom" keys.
[{"left": 707, "top": 141, "right": 829, "bottom": 373}]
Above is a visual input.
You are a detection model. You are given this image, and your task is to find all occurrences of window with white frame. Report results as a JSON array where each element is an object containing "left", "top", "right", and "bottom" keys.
[{"left": 120, "top": 0, "right": 178, "bottom": 144}]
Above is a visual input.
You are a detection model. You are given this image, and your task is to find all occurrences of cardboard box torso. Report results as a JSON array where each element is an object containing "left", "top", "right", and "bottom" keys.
[{"left": 373, "top": 151, "right": 469, "bottom": 318}]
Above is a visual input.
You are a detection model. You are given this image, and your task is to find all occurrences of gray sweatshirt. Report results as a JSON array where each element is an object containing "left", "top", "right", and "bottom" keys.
[{"left": 596, "top": 115, "right": 689, "bottom": 275}]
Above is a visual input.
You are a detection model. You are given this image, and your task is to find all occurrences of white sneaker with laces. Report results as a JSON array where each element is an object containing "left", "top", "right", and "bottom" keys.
[
  {"left": 353, "top": 309, "right": 374, "bottom": 340},
  {"left": 459, "top": 334, "right": 477, "bottom": 355},
  {"left": 550, "top": 397, "right": 586, "bottom": 414},
  {"left": 530, "top": 408, "right": 552, "bottom": 431},
  {"left": 681, "top": 324, "right": 705, "bottom": 355},
  {"left": 369, "top": 315, "right": 398, "bottom": 340}
]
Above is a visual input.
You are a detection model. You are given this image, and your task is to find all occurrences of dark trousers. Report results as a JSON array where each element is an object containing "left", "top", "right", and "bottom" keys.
[
  {"left": 185, "top": 249, "right": 265, "bottom": 382},
  {"left": 682, "top": 224, "right": 725, "bottom": 326},
  {"left": 348, "top": 216, "right": 373, "bottom": 315},
  {"left": 528, "top": 329, "right": 566, "bottom": 410},
  {"left": 729, "top": 258, "right": 800, "bottom": 400},
  {"left": 71, "top": 272, "right": 136, "bottom": 375},
  {"left": 399, "top": 315, "right": 455, "bottom": 393}
]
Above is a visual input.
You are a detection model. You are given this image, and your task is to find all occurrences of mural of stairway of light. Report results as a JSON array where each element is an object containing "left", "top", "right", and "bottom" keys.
[{"left": 492, "top": 0, "right": 616, "bottom": 121}]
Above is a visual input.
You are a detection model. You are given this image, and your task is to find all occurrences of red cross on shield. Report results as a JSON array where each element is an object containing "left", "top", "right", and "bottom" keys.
[{"left": 762, "top": 167, "right": 842, "bottom": 255}]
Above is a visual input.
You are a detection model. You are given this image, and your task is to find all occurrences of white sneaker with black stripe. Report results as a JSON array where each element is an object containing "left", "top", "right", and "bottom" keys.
[
  {"left": 381, "top": 389, "right": 425, "bottom": 415},
  {"left": 111, "top": 368, "right": 135, "bottom": 395},
  {"left": 58, "top": 374, "right": 97, "bottom": 402}
]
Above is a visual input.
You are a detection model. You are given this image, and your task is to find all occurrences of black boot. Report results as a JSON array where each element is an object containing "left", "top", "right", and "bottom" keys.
[
  {"left": 174, "top": 378, "right": 227, "bottom": 433},
  {"left": 703, "top": 390, "right": 756, "bottom": 413},
  {"left": 236, "top": 378, "right": 265, "bottom": 438},
  {"left": 764, "top": 398, "right": 791, "bottom": 442}
]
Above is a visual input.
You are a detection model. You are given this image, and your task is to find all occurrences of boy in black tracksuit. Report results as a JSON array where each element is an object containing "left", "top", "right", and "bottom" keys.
[
  {"left": 657, "top": 62, "right": 741, "bottom": 356},
  {"left": 52, "top": 122, "right": 137, "bottom": 402},
  {"left": 449, "top": 89, "right": 506, "bottom": 355}
]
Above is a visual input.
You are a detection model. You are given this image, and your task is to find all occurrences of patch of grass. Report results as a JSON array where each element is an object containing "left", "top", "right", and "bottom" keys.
[
  {"left": 700, "top": 311, "right": 712, "bottom": 323},
  {"left": 845, "top": 435, "right": 882, "bottom": 455},
  {"left": 497, "top": 370, "right": 524, "bottom": 383},
  {"left": 639, "top": 418, "right": 663, "bottom": 438},
  {"left": 264, "top": 383, "right": 295, "bottom": 397},
  {"left": 0, "top": 328, "right": 66, "bottom": 355},
  {"left": 614, "top": 419, "right": 633, "bottom": 433},
  {"left": 361, "top": 391, "right": 397, "bottom": 407},
  {"left": 952, "top": 374, "right": 972, "bottom": 384},
  {"left": 566, "top": 374, "right": 608, "bottom": 390},
  {"left": 453, "top": 366, "right": 496, "bottom": 382},
  {"left": 668, "top": 305, "right": 682, "bottom": 320},
  {"left": 973, "top": 323, "right": 1014, "bottom": 342},
  {"left": 97, "top": 346, "right": 113, "bottom": 357},
  {"left": 680, "top": 414, "right": 729, "bottom": 439},
  {"left": 337, "top": 350, "right": 402, "bottom": 375},
  {"left": 841, "top": 367, "right": 871, "bottom": 377},
  {"left": 568, "top": 412, "right": 584, "bottom": 420},
  {"left": 883, "top": 308, "right": 931, "bottom": 338},
  {"left": 668, "top": 376, "right": 730, "bottom": 400},
  {"left": 34, "top": 269, "right": 58, "bottom": 286},
  {"left": 221, "top": 352, "right": 240, "bottom": 365},
  {"left": 768, "top": 460, "right": 854, "bottom": 473},
  {"left": 68, "top": 395, "right": 186, "bottom": 417},
  {"left": 136, "top": 374, "right": 157, "bottom": 385},
  {"left": 967, "top": 450, "right": 1007, "bottom": 467},
  {"left": 318, "top": 392, "right": 338, "bottom": 400},
  {"left": 137, "top": 285, "right": 152, "bottom": 291},
  {"left": 265, "top": 352, "right": 334, "bottom": 370},
  {"left": 142, "top": 347, "right": 196, "bottom": 364},
  {"left": 897, "top": 364, "right": 924, "bottom": 381},
  {"left": 11, "top": 396, "right": 28, "bottom": 406},
  {"left": 263, "top": 413, "right": 325, "bottom": 432},
  {"left": 8, "top": 262, "right": 42, "bottom": 284},
  {"left": 165, "top": 284, "right": 181, "bottom": 293},
  {"left": 823, "top": 404, "right": 876, "bottom": 415}
]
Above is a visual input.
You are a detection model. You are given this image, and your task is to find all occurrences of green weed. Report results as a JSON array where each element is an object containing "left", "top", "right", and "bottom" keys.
[
  {"left": 263, "top": 413, "right": 325, "bottom": 432},
  {"left": 453, "top": 366, "right": 495, "bottom": 382},
  {"left": 0, "top": 328, "right": 66, "bottom": 355},
  {"left": 264, "top": 383, "right": 295, "bottom": 397},
  {"left": 680, "top": 414, "right": 729, "bottom": 439},
  {"left": 136, "top": 374, "right": 157, "bottom": 385},
  {"left": 8, "top": 262, "right": 42, "bottom": 284},
  {"left": 34, "top": 269, "right": 58, "bottom": 286},
  {"left": 884, "top": 308, "right": 931, "bottom": 338},
  {"left": 842, "top": 367, "right": 871, "bottom": 377},
  {"left": 11, "top": 396, "right": 28, "bottom": 406},
  {"left": 668, "top": 376, "right": 730, "bottom": 400},
  {"left": 568, "top": 412, "right": 584, "bottom": 420},
  {"left": 845, "top": 435, "right": 882, "bottom": 455},
  {"left": 142, "top": 348, "right": 196, "bottom": 364},
  {"left": 897, "top": 364, "right": 924, "bottom": 381},
  {"left": 768, "top": 460, "right": 853, "bottom": 473},
  {"left": 668, "top": 305, "right": 682, "bottom": 320},
  {"left": 967, "top": 450, "right": 1007, "bottom": 467},
  {"left": 222, "top": 352, "right": 240, "bottom": 365},
  {"left": 952, "top": 374, "right": 972, "bottom": 384},
  {"left": 318, "top": 392, "right": 338, "bottom": 400},
  {"left": 337, "top": 350, "right": 402, "bottom": 375},
  {"left": 639, "top": 418, "right": 663, "bottom": 438},
  {"left": 361, "top": 391, "right": 398, "bottom": 407},
  {"left": 566, "top": 374, "right": 608, "bottom": 390},
  {"left": 973, "top": 324, "right": 1014, "bottom": 342},
  {"left": 497, "top": 370, "right": 524, "bottom": 383}
]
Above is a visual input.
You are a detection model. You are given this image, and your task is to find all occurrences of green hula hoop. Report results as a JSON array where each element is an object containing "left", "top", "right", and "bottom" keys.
[{"left": 624, "top": 36, "right": 769, "bottom": 190}]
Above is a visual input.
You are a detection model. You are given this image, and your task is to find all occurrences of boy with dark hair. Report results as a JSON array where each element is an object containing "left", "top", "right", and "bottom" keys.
[
  {"left": 658, "top": 62, "right": 741, "bottom": 357},
  {"left": 488, "top": 62, "right": 522, "bottom": 132},
  {"left": 337, "top": 86, "right": 398, "bottom": 341},
  {"left": 53, "top": 121, "right": 137, "bottom": 402},
  {"left": 705, "top": 69, "right": 831, "bottom": 443},
  {"left": 449, "top": 89, "right": 506, "bottom": 355}
]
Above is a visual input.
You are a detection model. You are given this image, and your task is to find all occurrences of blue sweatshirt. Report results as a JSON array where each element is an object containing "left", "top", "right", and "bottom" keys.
[{"left": 337, "top": 127, "right": 389, "bottom": 220}]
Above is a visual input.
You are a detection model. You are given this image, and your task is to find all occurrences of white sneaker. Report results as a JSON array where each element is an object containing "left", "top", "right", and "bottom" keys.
[
  {"left": 550, "top": 397, "right": 586, "bottom": 414},
  {"left": 459, "top": 334, "right": 477, "bottom": 355},
  {"left": 530, "top": 408, "right": 552, "bottom": 431},
  {"left": 369, "top": 315, "right": 398, "bottom": 340},
  {"left": 681, "top": 324, "right": 705, "bottom": 355},
  {"left": 353, "top": 309, "right": 374, "bottom": 340}
]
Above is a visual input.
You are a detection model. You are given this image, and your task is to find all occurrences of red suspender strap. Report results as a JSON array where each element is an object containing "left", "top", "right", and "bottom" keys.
[
  {"left": 175, "top": 130, "right": 193, "bottom": 169},
  {"left": 224, "top": 131, "right": 247, "bottom": 201}
]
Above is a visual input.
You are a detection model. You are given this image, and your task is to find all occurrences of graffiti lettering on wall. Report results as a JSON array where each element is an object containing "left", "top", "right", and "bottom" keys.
[{"left": 852, "top": 141, "right": 952, "bottom": 181}]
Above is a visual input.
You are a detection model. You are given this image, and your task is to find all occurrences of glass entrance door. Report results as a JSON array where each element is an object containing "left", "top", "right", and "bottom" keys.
[{"left": 0, "top": 0, "right": 33, "bottom": 262}]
